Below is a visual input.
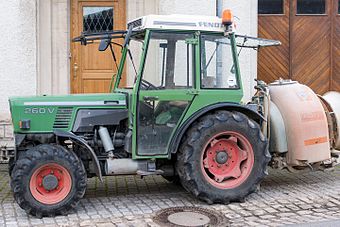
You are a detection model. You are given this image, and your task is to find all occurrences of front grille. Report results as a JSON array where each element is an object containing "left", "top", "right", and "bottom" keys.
[{"left": 53, "top": 107, "right": 73, "bottom": 129}]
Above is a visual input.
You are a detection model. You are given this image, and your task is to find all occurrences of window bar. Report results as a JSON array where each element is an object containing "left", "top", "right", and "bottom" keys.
[{"left": 187, "top": 44, "right": 190, "bottom": 88}]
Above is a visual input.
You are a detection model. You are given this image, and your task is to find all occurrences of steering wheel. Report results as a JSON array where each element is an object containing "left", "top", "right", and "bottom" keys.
[{"left": 141, "top": 79, "right": 158, "bottom": 90}]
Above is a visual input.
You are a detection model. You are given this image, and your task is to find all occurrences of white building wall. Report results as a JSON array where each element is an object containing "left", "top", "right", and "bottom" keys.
[
  {"left": 159, "top": 0, "right": 215, "bottom": 15},
  {"left": 0, "top": 0, "right": 37, "bottom": 119}
]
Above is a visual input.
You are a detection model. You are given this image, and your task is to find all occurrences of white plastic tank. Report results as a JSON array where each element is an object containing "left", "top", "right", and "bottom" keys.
[{"left": 269, "top": 80, "right": 330, "bottom": 166}]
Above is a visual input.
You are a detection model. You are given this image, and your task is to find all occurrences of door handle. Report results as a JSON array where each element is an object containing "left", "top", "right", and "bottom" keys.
[
  {"left": 73, "top": 63, "right": 78, "bottom": 79},
  {"left": 143, "top": 96, "right": 159, "bottom": 102},
  {"left": 187, "top": 89, "right": 199, "bottom": 95}
]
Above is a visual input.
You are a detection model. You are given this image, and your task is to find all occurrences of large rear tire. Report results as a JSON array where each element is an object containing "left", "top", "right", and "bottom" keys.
[
  {"left": 11, "top": 144, "right": 87, "bottom": 217},
  {"left": 176, "top": 111, "right": 270, "bottom": 204}
]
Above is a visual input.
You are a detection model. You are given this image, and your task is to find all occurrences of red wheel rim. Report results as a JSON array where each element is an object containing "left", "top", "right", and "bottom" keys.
[
  {"left": 29, "top": 163, "right": 72, "bottom": 205},
  {"left": 201, "top": 131, "right": 254, "bottom": 189}
]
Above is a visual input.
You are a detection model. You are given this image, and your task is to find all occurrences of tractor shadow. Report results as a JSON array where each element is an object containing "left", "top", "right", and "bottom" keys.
[
  {"left": 84, "top": 167, "right": 340, "bottom": 202},
  {"left": 84, "top": 175, "right": 186, "bottom": 199}
]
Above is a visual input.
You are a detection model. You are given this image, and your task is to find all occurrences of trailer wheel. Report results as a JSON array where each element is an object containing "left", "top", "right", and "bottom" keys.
[
  {"left": 177, "top": 111, "right": 270, "bottom": 204},
  {"left": 11, "top": 144, "right": 87, "bottom": 217}
]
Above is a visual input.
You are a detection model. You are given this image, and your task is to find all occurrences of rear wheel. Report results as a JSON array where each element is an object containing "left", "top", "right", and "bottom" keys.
[
  {"left": 177, "top": 111, "right": 270, "bottom": 204},
  {"left": 11, "top": 144, "right": 87, "bottom": 217}
]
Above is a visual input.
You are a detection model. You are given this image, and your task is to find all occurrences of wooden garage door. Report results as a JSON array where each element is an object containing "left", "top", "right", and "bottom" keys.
[
  {"left": 71, "top": 0, "right": 126, "bottom": 94},
  {"left": 290, "top": 0, "right": 331, "bottom": 94},
  {"left": 258, "top": 0, "right": 290, "bottom": 83},
  {"left": 332, "top": 0, "right": 340, "bottom": 91},
  {"left": 258, "top": 0, "right": 337, "bottom": 94}
]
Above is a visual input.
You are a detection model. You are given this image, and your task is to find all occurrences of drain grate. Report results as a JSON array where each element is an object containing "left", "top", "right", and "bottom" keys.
[{"left": 152, "top": 206, "right": 229, "bottom": 227}]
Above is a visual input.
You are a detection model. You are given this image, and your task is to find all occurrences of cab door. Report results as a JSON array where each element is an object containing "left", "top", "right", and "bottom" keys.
[{"left": 134, "top": 31, "right": 198, "bottom": 157}]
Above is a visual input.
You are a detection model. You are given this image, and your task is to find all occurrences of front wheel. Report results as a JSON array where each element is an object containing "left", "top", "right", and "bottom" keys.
[
  {"left": 11, "top": 144, "right": 87, "bottom": 217},
  {"left": 177, "top": 111, "right": 270, "bottom": 204}
]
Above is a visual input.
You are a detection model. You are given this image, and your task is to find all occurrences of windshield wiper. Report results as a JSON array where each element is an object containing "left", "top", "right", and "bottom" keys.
[
  {"left": 123, "top": 26, "right": 138, "bottom": 81},
  {"left": 109, "top": 43, "right": 119, "bottom": 71},
  {"left": 128, "top": 49, "right": 138, "bottom": 79},
  {"left": 204, "top": 44, "right": 218, "bottom": 72}
]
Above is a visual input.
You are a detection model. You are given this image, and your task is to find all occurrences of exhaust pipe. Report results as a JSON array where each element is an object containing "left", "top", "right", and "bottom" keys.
[
  {"left": 98, "top": 126, "right": 114, "bottom": 152},
  {"left": 105, "top": 158, "right": 149, "bottom": 175}
]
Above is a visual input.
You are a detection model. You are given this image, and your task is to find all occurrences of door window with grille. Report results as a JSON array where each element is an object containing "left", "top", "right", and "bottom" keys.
[{"left": 83, "top": 7, "right": 114, "bottom": 33}]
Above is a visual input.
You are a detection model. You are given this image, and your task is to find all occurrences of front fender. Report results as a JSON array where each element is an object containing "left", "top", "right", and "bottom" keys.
[{"left": 54, "top": 130, "right": 103, "bottom": 182}]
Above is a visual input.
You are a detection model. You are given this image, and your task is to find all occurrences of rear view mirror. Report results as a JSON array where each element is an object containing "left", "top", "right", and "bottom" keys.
[{"left": 99, "top": 39, "right": 110, "bottom": 51}]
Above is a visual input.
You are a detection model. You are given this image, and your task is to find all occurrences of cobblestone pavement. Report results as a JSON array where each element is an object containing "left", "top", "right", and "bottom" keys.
[{"left": 0, "top": 164, "right": 340, "bottom": 227}]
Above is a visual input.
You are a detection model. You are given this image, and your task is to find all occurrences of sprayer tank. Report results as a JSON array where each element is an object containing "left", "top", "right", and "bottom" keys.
[{"left": 269, "top": 81, "right": 330, "bottom": 166}]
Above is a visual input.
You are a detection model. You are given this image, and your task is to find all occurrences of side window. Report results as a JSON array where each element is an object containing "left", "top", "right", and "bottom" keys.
[
  {"left": 201, "top": 35, "right": 239, "bottom": 89},
  {"left": 297, "top": 0, "right": 326, "bottom": 15},
  {"left": 258, "top": 0, "right": 284, "bottom": 15},
  {"left": 142, "top": 32, "right": 194, "bottom": 90}
]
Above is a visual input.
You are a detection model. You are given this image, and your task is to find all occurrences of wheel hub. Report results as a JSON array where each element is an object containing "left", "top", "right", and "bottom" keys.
[
  {"left": 42, "top": 174, "right": 59, "bottom": 191},
  {"left": 29, "top": 163, "right": 72, "bottom": 205},
  {"left": 215, "top": 151, "right": 228, "bottom": 164},
  {"left": 201, "top": 132, "right": 254, "bottom": 189}
]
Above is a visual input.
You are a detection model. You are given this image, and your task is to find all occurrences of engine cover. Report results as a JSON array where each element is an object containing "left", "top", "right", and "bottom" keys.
[{"left": 269, "top": 80, "right": 330, "bottom": 166}]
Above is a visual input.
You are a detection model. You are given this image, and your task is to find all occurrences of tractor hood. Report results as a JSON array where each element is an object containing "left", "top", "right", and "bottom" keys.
[{"left": 9, "top": 93, "right": 127, "bottom": 133}]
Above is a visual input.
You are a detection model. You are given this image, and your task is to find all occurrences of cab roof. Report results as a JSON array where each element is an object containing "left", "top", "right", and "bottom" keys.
[{"left": 128, "top": 14, "right": 228, "bottom": 33}]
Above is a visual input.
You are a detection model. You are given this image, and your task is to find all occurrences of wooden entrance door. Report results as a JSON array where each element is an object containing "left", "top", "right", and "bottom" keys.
[
  {"left": 71, "top": 0, "right": 126, "bottom": 94},
  {"left": 258, "top": 0, "right": 337, "bottom": 94}
]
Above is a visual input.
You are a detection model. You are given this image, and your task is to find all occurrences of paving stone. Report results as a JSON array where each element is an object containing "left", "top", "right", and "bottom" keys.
[{"left": 0, "top": 165, "right": 338, "bottom": 226}]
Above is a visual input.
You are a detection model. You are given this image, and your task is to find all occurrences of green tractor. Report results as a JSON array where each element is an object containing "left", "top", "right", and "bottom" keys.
[{"left": 8, "top": 11, "right": 340, "bottom": 217}]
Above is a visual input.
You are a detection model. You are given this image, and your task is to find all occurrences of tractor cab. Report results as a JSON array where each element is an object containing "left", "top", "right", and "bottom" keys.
[{"left": 74, "top": 13, "right": 280, "bottom": 158}]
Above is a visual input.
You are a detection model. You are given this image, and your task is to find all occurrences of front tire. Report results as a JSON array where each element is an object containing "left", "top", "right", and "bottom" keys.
[
  {"left": 11, "top": 144, "right": 87, "bottom": 217},
  {"left": 177, "top": 111, "right": 270, "bottom": 204}
]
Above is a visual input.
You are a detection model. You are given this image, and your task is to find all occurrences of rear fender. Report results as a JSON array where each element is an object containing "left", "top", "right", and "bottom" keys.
[{"left": 169, "top": 102, "right": 265, "bottom": 155}]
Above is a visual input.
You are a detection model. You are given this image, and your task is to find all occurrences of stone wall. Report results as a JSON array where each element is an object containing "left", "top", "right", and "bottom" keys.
[{"left": 0, "top": 118, "right": 14, "bottom": 162}]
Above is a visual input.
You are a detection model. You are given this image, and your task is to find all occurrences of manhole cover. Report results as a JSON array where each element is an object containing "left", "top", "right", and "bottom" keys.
[{"left": 153, "top": 206, "right": 229, "bottom": 227}]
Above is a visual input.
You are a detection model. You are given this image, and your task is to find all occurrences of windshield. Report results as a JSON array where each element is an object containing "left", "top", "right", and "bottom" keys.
[{"left": 118, "top": 37, "right": 144, "bottom": 89}]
